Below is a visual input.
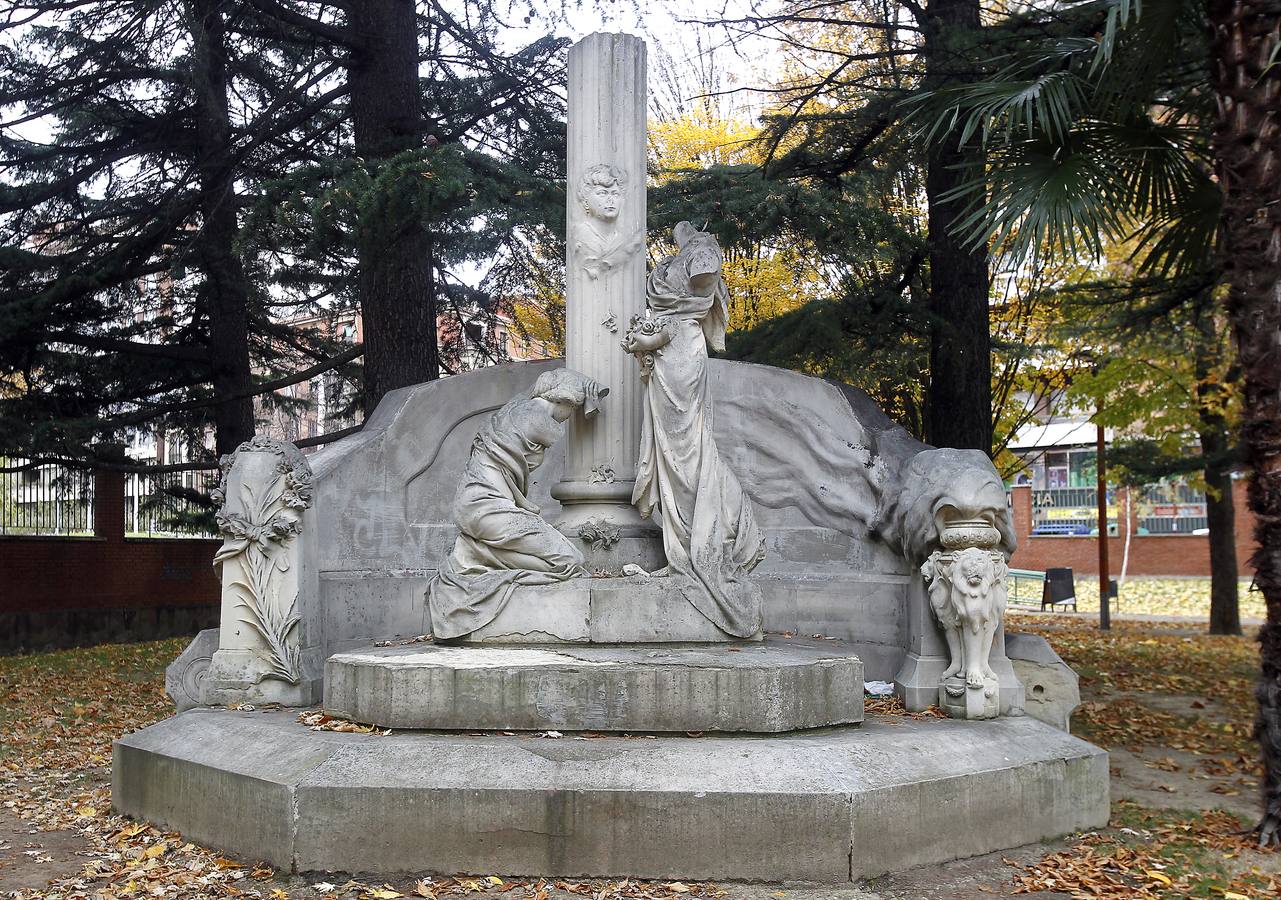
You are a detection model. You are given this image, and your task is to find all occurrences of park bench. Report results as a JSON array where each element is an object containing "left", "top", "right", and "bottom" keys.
[
  {"left": 1007, "top": 568, "right": 1046, "bottom": 608},
  {"left": 1006, "top": 567, "right": 1079, "bottom": 612}
]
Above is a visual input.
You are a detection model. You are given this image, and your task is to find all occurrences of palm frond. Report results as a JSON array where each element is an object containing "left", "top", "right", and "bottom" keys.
[{"left": 945, "top": 116, "right": 1210, "bottom": 267}]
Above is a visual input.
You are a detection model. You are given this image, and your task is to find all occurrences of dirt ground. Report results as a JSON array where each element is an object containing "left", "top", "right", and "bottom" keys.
[
  {"left": 0, "top": 803, "right": 90, "bottom": 895},
  {"left": 2, "top": 622, "right": 1279, "bottom": 899}
]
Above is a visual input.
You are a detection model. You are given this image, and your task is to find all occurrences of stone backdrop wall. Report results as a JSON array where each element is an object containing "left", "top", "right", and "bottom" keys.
[{"left": 305, "top": 358, "right": 937, "bottom": 681}]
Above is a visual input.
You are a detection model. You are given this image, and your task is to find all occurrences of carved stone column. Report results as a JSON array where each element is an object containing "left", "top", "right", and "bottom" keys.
[
  {"left": 920, "top": 518, "right": 1021, "bottom": 720},
  {"left": 552, "top": 32, "right": 663, "bottom": 572},
  {"left": 202, "top": 437, "right": 319, "bottom": 706}
]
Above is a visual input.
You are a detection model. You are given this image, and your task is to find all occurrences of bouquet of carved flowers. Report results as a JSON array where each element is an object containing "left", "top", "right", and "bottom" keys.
[{"left": 620, "top": 312, "right": 672, "bottom": 382}]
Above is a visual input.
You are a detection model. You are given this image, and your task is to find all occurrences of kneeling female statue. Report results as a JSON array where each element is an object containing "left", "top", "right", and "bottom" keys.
[
  {"left": 622, "top": 221, "right": 767, "bottom": 639},
  {"left": 427, "top": 368, "right": 607, "bottom": 640}
]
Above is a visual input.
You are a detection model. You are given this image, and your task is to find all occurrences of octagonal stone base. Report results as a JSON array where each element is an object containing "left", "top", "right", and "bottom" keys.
[
  {"left": 113, "top": 710, "right": 1109, "bottom": 882},
  {"left": 324, "top": 637, "right": 863, "bottom": 733}
]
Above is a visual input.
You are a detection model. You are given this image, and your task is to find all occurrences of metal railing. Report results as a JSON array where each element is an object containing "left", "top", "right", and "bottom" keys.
[
  {"left": 1026, "top": 483, "right": 1209, "bottom": 537},
  {"left": 0, "top": 464, "right": 95, "bottom": 536},
  {"left": 1138, "top": 515, "right": 1208, "bottom": 534},
  {"left": 125, "top": 471, "right": 218, "bottom": 538},
  {"left": 1030, "top": 487, "right": 1106, "bottom": 535}
]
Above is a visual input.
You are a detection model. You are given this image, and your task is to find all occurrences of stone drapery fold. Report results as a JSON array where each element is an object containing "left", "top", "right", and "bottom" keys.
[{"left": 632, "top": 237, "right": 765, "bottom": 638}]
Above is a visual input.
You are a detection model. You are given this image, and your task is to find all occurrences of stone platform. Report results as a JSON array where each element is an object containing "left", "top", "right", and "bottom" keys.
[
  {"left": 324, "top": 638, "right": 863, "bottom": 733},
  {"left": 113, "top": 710, "right": 1108, "bottom": 882}
]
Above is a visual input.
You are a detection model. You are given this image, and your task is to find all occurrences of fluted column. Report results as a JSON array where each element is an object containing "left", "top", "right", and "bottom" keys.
[{"left": 552, "top": 32, "right": 663, "bottom": 571}]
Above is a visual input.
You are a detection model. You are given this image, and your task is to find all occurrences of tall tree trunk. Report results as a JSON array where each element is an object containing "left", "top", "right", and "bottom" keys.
[
  {"left": 1194, "top": 301, "right": 1242, "bottom": 636},
  {"left": 347, "top": 0, "right": 440, "bottom": 415},
  {"left": 1201, "top": 426, "right": 1242, "bottom": 635},
  {"left": 1207, "top": 0, "right": 1281, "bottom": 844},
  {"left": 922, "top": 0, "right": 992, "bottom": 453},
  {"left": 188, "top": 0, "right": 255, "bottom": 456}
]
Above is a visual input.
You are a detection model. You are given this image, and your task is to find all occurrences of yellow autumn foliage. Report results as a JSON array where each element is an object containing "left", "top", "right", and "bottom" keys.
[{"left": 648, "top": 101, "right": 822, "bottom": 332}]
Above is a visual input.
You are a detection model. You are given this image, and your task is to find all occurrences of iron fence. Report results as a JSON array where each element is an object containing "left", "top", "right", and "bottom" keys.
[
  {"left": 1030, "top": 487, "right": 1108, "bottom": 535},
  {"left": 1027, "top": 482, "right": 1209, "bottom": 537},
  {"left": 0, "top": 463, "right": 95, "bottom": 536},
  {"left": 125, "top": 470, "right": 218, "bottom": 537}
]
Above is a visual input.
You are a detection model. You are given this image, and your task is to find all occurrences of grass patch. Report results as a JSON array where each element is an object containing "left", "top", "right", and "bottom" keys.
[{"left": 1055, "top": 576, "right": 1265, "bottom": 620}]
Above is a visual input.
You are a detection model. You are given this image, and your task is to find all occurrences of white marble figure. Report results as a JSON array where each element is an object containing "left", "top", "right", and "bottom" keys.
[
  {"left": 921, "top": 543, "right": 1008, "bottom": 717},
  {"left": 622, "top": 221, "right": 766, "bottom": 638},
  {"left": 428, "top": 369, "right": 607, "bottom": 640},
  {"left": 204, "top": 436, "right": 313, "bottom": 704},
  {"left": 572, "top": 164, "right": 643, "bottom": 280}
]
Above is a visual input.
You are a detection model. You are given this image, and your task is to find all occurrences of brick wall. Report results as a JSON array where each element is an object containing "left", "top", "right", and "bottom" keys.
[
  {"left": 1007, "top": 481, "right": 1257, "bottom": 577},
  {"left": 0, "top": 467, "right": 220, "bottom": 652}
]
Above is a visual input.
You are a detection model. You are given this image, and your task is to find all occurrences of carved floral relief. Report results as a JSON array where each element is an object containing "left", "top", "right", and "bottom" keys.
[
  {"left": 212, "top": 436, "right": 313, "bottom": 685},
  {"left": 578, "top": 517, "right": 621, "bottom": 551}
]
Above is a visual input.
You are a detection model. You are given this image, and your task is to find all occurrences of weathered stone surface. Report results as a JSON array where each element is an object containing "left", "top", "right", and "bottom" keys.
[
  {"left": 305, "top": 357, "right": 921, "bottom": 658},
  {"left": 427, "top": 369, "right": 606, "bottom": 641},
  {"left": 620, "top": 222, "right": 767, "bottom": 640},
  {"left": 112, "top": 709, "right": 1109, "bottom": 881},
  {"left": 165, "top": 627, "right": 218, "bottom": 711},
  {"left": 458, "top": 576, "right": 755, "bottom": 644},
  {"left": 554, "top": 33, "right": 662, "bottom": 572},
  {"left": 205, "top": 436, "right": 319, "bottom": 706},
  {"left": 111, "top": 710, "right": 340, "bottom": 865},
  {"left": 1006, "top": 632, "right": 1081, "bottom": 731},
  {"left": 324, "top": 637, "right": 861, "bottom": 733}
]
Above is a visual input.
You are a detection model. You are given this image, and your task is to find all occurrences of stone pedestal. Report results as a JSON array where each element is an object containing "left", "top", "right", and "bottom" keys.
[
  {"left": 940, "top": 674, "right": 999, "bottom": 719},
  {"left": 892, "top": 572, "right": 951, "bottom": 711},
  {"left": 919, "top": 520, "right": 1024, "bottom": 720},
  {"left": 202, "top": 437, "right": 320, "bottom": 707},
  {"left": 453, "top": 576, "right": 759, "bottom": 644},
  {"left": 552, "top": 32, "right": 663, "bottom": 572},
  {"left": 895, "top": 573, "right": 1024, "bottom": 716},
  {"left": 324, "top": 637, "right": 863, "bottom": 733}
]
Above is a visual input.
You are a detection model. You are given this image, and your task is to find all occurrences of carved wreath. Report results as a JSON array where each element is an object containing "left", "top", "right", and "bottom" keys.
[{"left": 212, "top": 437, "right": 313, "bottom": 685}]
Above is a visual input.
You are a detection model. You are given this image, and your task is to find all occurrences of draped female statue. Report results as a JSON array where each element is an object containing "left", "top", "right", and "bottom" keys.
[
  {"left": 427, "top": 369, "right": 607, "bottom": 640},
  {"left": 622, "top": 222, "right": 766, "bottom": 638}
]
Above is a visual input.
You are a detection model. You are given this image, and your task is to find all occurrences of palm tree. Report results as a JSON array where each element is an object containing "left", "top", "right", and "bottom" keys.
[
  {"left": 912, "top": 0, "right": 1281, "bottom": 841},
  {"left": 1206, "top": 0, "right": 1281, "bottom": 844}
]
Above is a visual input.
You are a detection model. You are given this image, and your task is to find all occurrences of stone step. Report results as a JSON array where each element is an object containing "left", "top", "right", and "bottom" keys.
[
  {"left": 112, "top": 709, "right": 1109, "bottom": 881},
  {"left": 323, "top": 637, "right": 864, "bottom": 733}
]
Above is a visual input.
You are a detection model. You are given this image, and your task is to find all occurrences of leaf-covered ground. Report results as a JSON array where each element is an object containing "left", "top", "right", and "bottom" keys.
[
  {"left": 1, "top": 621, "right": 1278, "bottom": 899},
  {"left": 1005, "top": 615, "right": 1277, "bottom": 897}
]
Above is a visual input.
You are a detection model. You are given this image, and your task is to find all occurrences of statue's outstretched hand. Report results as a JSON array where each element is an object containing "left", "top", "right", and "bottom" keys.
[{"left": 620, "top": 315, "right": 672, "bottom": 356}]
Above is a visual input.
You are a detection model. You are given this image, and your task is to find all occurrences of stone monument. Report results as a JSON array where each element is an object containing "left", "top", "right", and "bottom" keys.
[
  {"left": 426, "top": 368, "right": 605, "bottom": 639},
  {"left": 115, "top": 31, "right": 1108, "bottom": 884},
  {"left": 622, "top": 222, "right": 766, "bottom": 639}
]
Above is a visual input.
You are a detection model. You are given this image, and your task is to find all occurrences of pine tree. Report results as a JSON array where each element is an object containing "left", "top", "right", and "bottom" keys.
[
  {"left": 242, "top": 0, "right": 569, "bottom": 413},
  {"left": 0, "top": 1, "right": 351, "bottom": 465},
  {"left": 704, "top": 0, "right": 993, "bottom": 451}
]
